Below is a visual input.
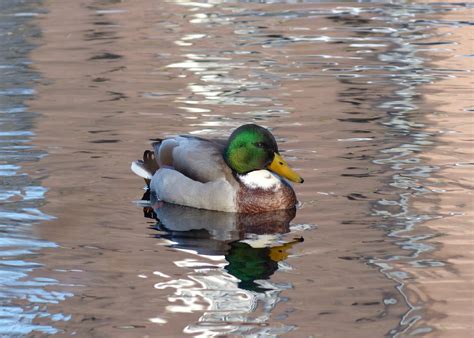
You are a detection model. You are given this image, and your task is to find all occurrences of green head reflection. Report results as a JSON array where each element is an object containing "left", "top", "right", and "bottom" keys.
[{"left": 225, "top": 238, "right": 303, "bottom": 292}]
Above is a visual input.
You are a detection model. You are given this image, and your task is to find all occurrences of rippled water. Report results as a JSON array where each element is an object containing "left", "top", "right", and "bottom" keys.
[
  {"left": 1, "top": 0, "right": 472, "bottom": 336},
  {"left": 0, "top": 1, "right": 72, "bottom": 335}
]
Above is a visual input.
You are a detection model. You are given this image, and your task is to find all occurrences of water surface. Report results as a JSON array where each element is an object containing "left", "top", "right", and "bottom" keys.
[
  {"left": 1, "top": 0, "right": 472, "bottom": 336},
  {"left": 0, "top": 1, "right": 72, "bottom": 335}
]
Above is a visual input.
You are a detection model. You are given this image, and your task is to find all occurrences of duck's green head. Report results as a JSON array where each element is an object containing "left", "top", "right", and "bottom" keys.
[{"left": 223, "top": 124, "right": 304, "bottom": 183}]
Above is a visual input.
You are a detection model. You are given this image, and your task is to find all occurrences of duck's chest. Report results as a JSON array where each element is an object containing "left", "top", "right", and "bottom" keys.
[{"left": 236, "top": 170, "right": 297, "bottom": 213}]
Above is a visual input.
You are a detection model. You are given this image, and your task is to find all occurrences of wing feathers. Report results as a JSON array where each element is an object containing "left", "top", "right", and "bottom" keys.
[{"left": 157, "top": 136, "right": 229, "bottom": 183}]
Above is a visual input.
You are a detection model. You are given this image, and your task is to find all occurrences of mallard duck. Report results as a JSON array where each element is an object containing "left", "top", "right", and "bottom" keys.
[{"left": 131, "top": 124, "right": 303, "bottom": 213}]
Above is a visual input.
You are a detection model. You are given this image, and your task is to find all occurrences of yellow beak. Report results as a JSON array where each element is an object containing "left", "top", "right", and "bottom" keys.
[{"left": 267, "top": 153, "right": 304, "bottom": 183}]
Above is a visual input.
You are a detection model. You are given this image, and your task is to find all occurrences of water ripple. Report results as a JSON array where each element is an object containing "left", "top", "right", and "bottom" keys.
[{"left": 0, "top": 1, "right": 71, "bottom": 335}]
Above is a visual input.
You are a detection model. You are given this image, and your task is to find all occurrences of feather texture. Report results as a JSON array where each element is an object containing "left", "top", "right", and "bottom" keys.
[
  {"left": 151, "top": 168, "right": 237, "bottom": 212},
  {"left": 131, "top": 161, "right": 152, "bottom": 180}
]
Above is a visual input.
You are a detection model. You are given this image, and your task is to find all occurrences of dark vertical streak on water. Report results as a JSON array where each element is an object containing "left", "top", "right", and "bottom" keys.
[{"left": 0, "top": 1, "right": 71, "bottom": 335}]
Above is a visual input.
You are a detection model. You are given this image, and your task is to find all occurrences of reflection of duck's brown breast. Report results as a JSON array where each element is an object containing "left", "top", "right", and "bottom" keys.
[
  {"left": 236, "top": 181, "right": 297, "bottom": 214},
  {"left": 237, "top": 208, "right": 296, "bottom": 235}
]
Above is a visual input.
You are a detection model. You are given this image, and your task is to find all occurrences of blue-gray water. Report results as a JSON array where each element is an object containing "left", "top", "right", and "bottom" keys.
[
  {"left": 0, "top": 1, "right": 71, "bottom": 335},
  {"left": 0, "top": 0, "right": 472, "bottom": 336}
]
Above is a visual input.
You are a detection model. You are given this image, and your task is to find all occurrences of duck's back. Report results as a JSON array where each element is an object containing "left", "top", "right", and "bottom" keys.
[
  {"left": 154, "top": 136, "right": 233, "bottom": 183},
  {"left": 148, "top": 136, "right": 239, "bottom": 212}
]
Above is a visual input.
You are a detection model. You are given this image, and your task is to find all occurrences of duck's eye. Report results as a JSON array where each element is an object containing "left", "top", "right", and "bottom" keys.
[{"left": 255, "top": 142, "right": 265, "bottom": 148}]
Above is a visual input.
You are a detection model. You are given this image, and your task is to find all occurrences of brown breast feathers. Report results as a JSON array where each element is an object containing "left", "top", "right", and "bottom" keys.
[{"left": 236, "top": 180, "right": 297, "bottom": 214}]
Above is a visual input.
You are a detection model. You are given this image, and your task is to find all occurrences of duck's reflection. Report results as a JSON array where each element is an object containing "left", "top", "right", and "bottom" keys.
[
  {"left": 143, "top": 192, "right": 303, "bottom": 293},
  {"left": 141, "top": 190, "right": 303, "bottom": 335}
]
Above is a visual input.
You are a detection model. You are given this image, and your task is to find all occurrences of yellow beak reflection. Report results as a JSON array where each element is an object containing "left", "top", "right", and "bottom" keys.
[
  {"left": 267, "top": 153, "right": 304, "bottom": 183},
  {"left": 269, "top": 238, "right": 304, "bottom": 261}
]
